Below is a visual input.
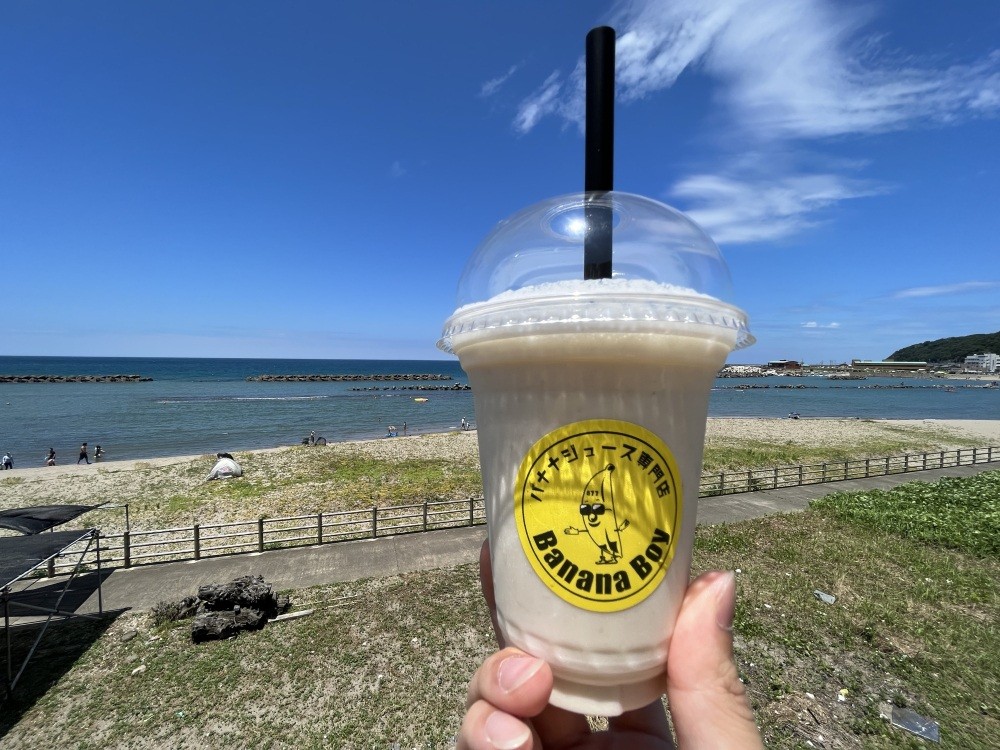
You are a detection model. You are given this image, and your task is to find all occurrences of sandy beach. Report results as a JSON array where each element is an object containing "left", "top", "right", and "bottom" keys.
[
  {"left": 2, "top": 417, "right": 997, "bottom": 484},
  {"left": 1, "top": 417, "right": 997, "bottom": 535}
]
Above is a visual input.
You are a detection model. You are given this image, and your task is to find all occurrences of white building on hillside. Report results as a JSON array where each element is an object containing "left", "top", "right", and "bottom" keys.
[{"left": 964, "top": 352, "right": 999, "bottom": 373}]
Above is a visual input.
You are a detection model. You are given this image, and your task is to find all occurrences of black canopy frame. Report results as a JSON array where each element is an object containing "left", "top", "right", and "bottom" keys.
[{"left": 2, "top": 529, "right": 104, "bottom": 698}]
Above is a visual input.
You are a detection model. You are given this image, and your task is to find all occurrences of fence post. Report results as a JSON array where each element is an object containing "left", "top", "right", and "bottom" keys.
[
  {"left": 922, "top": 452, "right": 927, "bottom": 470},
  {"left": 798, "top": 465, "right": 803, "bottom": 485},
  {"left": 317, "top": 512, "right": 323, "bottom": 545},
  {"left": 822, "top": 463, "right": 827, "bottom": 482},
  {"left": 865, "top": 458, "right": 870, "bottom": 477},
  {"left": 974, "top": 447, "right": 979, "bottom": 464},
  {"left": 720, "top": 471, "right": 726, "bottom": 493},
  {"left": 885, "top": 456, "right": 890, "bottom": 475},
  {"left": 47, "top": 558, "right": 55, "bottom": 577},
  {"left": 747, "top": 470, "right": 752, "bottom": 492},
  {"left": 469, "top": 497, "right": 475, "bottom": 526},
  {"left": 193, "top": 524, "right": 201, "bottom": 560},
  {"left": 773, "top": 467, "right": 779, "bottom": 489},
  {"left": 372, "top": 506, "right": 378, "bottom": 538},
  {"left": 258, "top": 517, "right": 265, "bottom": 552},
  {"left": 423, "top": 501, "right": 428, "bottom": 531},
  {"left": 123, "top": 531, "right": 131, "bottom": 568}
]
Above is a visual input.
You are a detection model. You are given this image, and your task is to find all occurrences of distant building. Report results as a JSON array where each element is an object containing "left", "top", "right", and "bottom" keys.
[
  {"left": 766, "top": 359, "right": 801, "bottom": 371},
  {"left": 964, "top": 353, "right": 999, "bottom": 373},
  {"left": 851, "top": 360, "right": 928, "bottom": 372}
]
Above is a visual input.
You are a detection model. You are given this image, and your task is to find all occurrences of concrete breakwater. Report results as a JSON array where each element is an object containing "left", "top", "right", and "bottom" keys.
[
  {"left": 246, "top": 373, "right": 453, "bottom": 382},
  {"left": 349, "top": 383, "right": 472, "bottom": 392},
  {"left": 0, "top": 374, "right": 152, "bottom": 383}
]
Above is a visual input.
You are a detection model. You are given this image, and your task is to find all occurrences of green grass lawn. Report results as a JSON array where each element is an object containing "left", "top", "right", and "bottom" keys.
[{"left": 2, "top": 471, "right": 997, "bottom": 748}]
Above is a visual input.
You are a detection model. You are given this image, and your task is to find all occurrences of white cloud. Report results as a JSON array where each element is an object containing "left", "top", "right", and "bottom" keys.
[
  {"left": 514, "top": 71, "right": 564, "bottom": 133},
  {"left": 516, "top": 0, "right": 1000, "bottom": 139},
  {"left": 892, "top": 281, "right": 1000, "bottom": 299},
  {"left": 801, "top": 321, "right": 840, "bottom": 329},
  {"left": 672, "top": 171, "right": 884, "bottom": 244},
  {"left": 390, "top": 161, "right": 406, "bottom": 178},
  {"left": 480, "top": 64, "right": 521, "bottom": 98},
  {"left": 505, "top": 0, "right": 999, "bottom": 248}
]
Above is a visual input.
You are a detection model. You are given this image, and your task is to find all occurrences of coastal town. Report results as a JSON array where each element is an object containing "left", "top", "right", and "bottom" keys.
[{"left": 722, "top": 352, "right": 1000, "bottom": 379}]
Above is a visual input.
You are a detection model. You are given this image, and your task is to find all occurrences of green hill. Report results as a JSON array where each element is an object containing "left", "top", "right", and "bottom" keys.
[{"left": 888, "top": 331, "right": 1000, "bottom": 363}]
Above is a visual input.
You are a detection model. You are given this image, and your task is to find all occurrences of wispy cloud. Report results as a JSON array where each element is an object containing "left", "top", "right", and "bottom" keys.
[
  {"left": 390, "top": 161, "right": 406, "bottom": 178},
  {"left": 672, "top": 171, "right": 885, "bottom": 244},
  {"left": 508, "top": 0, "right": 999, "bottom": 247},
  {"left": 892, "top": 281, "right": 1000, "bottom": 299},
  {"left": 480, "top": 64, "right": 521, "bottom": 98},
  {"left": 515, "top": 0, "right": 1000, "bottom": 139},
  {"left": 513, "top": 71, "right": 564, "bottom": 133},
  {"left": 802, "top": 321, "right": 840, "bottom": 329}
]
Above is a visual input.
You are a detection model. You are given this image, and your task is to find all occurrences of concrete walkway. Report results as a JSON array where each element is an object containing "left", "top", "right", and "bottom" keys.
[{"left": 24, "top": 460, "right": 999, "bottom": 617}]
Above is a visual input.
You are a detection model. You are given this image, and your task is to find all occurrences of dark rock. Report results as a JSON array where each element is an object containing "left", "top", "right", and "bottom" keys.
[
  {"left": 150, "top": 595, "right": 203, "bottom": 625},
  {"left": 197, "top": 574, "right": 279, "bottom": 617},
  {"left": 191, "top": 608, "right": 268, "bottom": 643}
]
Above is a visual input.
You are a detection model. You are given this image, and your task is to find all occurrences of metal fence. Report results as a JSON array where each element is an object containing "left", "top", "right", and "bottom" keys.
[
  {"left": 699, "top": 445, "right": 998, "bottom": 496},
  {"left": 83, "top": 497, "right": 486, "bottom": 571},
  {"left": 49, "top": 445, "right": 997, "bottom": 574}
]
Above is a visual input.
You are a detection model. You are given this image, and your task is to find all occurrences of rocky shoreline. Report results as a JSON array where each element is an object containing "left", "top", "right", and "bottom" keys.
[{"left": 0, "top": 374, "right": 152, "bottom": 383}]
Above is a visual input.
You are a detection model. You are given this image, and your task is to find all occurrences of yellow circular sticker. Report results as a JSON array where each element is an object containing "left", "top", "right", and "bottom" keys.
[{"left": 515, "top": 419, "right": 682, "bottom": 613}]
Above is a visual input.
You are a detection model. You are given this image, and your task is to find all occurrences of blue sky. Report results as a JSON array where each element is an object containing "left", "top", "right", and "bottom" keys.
[{"left": 3, "top": 0, "right": 998, "bottom": 364}]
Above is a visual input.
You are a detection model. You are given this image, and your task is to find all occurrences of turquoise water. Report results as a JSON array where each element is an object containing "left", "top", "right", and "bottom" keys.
[
  {"left": 0, "top": 356, "right": 995, "bottom": 463},
  {"left": 0, "top": 357, "right": 473, "bottom": 463}
]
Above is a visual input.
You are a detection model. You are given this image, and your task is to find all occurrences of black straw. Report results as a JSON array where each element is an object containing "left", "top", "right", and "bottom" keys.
[{"left": 584, "top": 26, "right": 615, "bottom": 280}]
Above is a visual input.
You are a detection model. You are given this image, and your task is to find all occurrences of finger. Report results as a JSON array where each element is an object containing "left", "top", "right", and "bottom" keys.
[
  {"left": 529, "top": 704, "right": 592, "bottom": 750},
  {"left": 457, "top": 699, "right": 535, "bottom": 750},
  {"left": 666, "top": 571, "right": 763, "bottom": 749},
  {"left": 476, "top": 543, "right": 591, "bottom": 747},
  {"left": 467, "top": 648, "right": 552, "bottom": 716},
  {"left": 606, "top": 699, "right": 673, "bottom": 745},
  {"left": 479, "top": 540, "right": 505, "bottom": 648}
]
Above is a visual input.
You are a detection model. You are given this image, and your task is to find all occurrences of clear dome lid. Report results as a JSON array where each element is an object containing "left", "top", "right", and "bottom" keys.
[{"left": 440, "top": 191, "right": 753, "bottom": 352}]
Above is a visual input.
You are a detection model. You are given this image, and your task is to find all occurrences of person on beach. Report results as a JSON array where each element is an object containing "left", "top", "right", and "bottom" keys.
[
  {"left": 95, "top": 445, "right": 104, "bottom": 461},
  {"left": 1, "top": 452, "right": 12, "bottom": 470},
  {"left": 458, "top": 543, "right": 763, "bottom": 750},
  {"left": 206, "top": 454, "right": 242, "bottom": 480},
  {"left": 46, "top": 447, "right": 56, "bottom": 466},
  {"left": 78, "top": 442, "right": 90, "bottom": 464}
]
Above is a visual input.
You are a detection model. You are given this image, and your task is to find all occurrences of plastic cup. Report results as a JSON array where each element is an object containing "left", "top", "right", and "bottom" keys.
[{"left": 440, "top": 192, "right": 753, "bottom": 716}]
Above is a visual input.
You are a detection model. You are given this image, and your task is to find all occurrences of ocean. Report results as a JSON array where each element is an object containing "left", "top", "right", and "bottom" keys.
[{"left": 0, "top": 356, "right": 996, "bottom": 464}]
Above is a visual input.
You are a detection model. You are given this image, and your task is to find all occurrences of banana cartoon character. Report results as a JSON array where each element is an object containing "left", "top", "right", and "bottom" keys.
[{"left": 564, "top": 463, "right": 629, "bottom": 564}]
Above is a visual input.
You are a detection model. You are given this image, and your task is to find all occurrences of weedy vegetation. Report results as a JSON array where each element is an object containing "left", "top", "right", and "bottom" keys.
[{"left": 3, "top": 470, "right": 997, "bottom": 748}]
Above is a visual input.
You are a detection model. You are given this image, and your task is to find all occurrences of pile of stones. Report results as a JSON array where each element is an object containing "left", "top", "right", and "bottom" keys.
[{"left": 151, "top": 574, "right": 291, "bottom": 643}]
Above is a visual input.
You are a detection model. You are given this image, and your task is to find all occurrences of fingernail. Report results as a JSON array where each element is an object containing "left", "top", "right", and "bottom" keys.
[
  {"left": 485, "top": 710, "right": 531, "bottom": 750},
  {"left": 714, "top": 571, "right": 736, "bottom": 632},
  {"left": 498, "top": 655, "right": 543, "bottom": 693}
]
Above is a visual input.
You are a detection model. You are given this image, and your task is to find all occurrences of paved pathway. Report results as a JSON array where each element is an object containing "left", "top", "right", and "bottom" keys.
[{"left": 22, "top": 461, "right": 999, "bottom": 617}]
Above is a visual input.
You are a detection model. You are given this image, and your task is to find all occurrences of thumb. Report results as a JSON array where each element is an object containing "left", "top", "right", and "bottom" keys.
[{"left": 666, "top": 571, "right": 763, "bottom": 749}]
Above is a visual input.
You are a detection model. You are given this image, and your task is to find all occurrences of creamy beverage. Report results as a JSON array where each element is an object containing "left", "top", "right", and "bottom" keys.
[{"left": 440, "top": 194, "right": 752, "bottom": 716}]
